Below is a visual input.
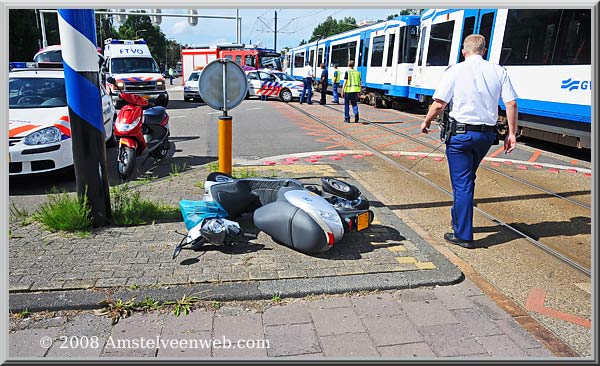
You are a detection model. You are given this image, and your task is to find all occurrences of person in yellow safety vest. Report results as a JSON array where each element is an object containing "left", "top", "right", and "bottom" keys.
[
  {"left": 332, "top": 64, "right": 341, "bottom": 104},
  {"left": 341, "top": 60, "right": 361, "bottom": 123}
]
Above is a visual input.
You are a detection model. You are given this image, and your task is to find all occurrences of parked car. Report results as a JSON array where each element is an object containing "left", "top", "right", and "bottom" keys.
[
  {"left": 184, "top": 70, "right": 202, "bottom": 102},
  {"left": 9, "top": 68, "right": 116, "bottom": 175},
  {"left": 245, "top": 69, "right": 304, "bottom": 102}
]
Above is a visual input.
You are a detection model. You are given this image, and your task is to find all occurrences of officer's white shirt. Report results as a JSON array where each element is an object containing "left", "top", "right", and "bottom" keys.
[
  {"left": 304, "top": 65, "right": 314, "bottom": 78},
  {"left": 433, "top": 54, "right": 518, "bottom": 126}
]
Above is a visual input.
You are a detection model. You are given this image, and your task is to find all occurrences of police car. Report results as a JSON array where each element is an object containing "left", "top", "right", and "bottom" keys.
[
  {"left": 9, "top": 68, "right": 116, "bottom": 175},
  {"left": 245, "top": 69, "right": 304, "bottom": 102},
  {"left": 183, "top": 70, "right": 202, "bottom": 102}
]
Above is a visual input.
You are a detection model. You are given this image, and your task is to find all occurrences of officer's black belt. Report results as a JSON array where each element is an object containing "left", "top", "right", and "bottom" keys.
[{"left": 454, "top": 123, "right": 496, "bottom": 134}]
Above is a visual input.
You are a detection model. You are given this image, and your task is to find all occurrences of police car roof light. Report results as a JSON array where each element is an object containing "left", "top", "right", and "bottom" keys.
[{"left": 105, "top": 38, "right": 147, "bottom": 45}]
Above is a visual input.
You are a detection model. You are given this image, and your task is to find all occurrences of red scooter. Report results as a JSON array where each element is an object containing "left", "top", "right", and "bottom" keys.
[{"left": 108, "top": 77, "right": 170, "bottom": 180}]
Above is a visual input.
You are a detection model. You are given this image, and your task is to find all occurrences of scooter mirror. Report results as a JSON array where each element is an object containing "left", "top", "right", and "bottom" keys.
[{"left": 106, "top": 76, "right": 116, "bottom": 85}]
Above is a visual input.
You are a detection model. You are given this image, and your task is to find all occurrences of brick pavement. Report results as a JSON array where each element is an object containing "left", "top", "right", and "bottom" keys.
[
  {"left": 8, "top": 283, "right": 554, "bottom": 359},
  {"left": 9, "top": 163, "right": 456, "bottom": 294}
]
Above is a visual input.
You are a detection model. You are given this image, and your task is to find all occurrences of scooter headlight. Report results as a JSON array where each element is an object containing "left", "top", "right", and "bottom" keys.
[
  {"left": 23, "top": 126, "right": 61, "bottom": 145},
  {"left": 115, "top": 116, "right": 142, "bottom": 132}
]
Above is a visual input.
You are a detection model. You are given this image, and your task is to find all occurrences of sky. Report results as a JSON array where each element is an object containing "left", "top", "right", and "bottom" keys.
[{"left": 126, "top": 8, "right": 416, "bottom": 50}]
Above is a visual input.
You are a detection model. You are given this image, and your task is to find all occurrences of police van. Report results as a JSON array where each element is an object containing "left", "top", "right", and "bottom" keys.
[{"left": 102, "top": 38, "right": 168, "bottom": 108}]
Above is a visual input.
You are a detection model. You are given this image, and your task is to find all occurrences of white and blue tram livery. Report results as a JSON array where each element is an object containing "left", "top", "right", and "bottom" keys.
[
  {"left": 410, "top": 9, "right": 591, "bottom": 148},
  {"left": 286, "top": 15, "right": 420, "bottom": 107}
]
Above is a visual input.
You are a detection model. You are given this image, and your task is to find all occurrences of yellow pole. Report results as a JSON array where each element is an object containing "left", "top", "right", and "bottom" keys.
[{"left": 218, "top": 115, "right": 233, "bottom": 175}]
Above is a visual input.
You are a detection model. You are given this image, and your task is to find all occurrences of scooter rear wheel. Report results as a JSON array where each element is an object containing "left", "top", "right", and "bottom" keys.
[{"left": 118, "top": 146, "right": 136, "bottom": 180}]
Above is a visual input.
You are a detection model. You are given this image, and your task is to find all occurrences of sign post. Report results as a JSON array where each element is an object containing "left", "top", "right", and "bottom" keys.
[
  {"left": 57, "top": 9, "right": 111, "bottom": 226},
  {"left": 199, "top": 59, "right": 248, "bottom": 175}
]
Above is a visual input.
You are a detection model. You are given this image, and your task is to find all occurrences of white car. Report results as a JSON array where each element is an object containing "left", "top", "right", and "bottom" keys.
[
  {"left": 9, "top": 68, "right": 116, "bottom": 175},
  {"left": 246, "top": 70, "right": 304, "bottom": 102},
  {"left": 183, "top": 70, "right": 202, "bottom": 102}
]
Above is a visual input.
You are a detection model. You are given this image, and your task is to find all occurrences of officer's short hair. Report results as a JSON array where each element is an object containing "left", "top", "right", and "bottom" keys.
[
  {"left": 463, "top": 34, "right": 486, "bottom": 54},
  {"left": 348, "top": 60, "right": 355, "bottom": 68}
]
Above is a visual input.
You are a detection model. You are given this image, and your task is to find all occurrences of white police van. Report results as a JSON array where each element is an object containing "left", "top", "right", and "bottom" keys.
[{"left": 103, "top": 38, "right": 168, "bottom": 108}]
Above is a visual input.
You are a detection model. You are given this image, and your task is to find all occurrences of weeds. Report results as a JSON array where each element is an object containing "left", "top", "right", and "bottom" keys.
[
  {"left": 128, "top": 283, "right": 139, "bottom": 290},
  {"left": 232, "top": 167, "right": 260, "bottom": 179},
  {"left": 138, "top": 296, "right": 161, "bottom": 311},
  {"left": 110, "top": 184, "right": 179, "bottom": 226},
  {"left": 33, "top": 191, "right": 92, "bottom": 233},
  {"left": 170, "top": 162, "right": 188, "bottom": 177},
  {"left": 15, "top": 308, "right": 30, "bottom": 319},
  {"left": 271, "top": 293, "right": 282, "bottom": 303},
  {"left": 9, "top": 203, "right": 31, "bottom": 226},
  {"left": 164, "top": 295, "right": 201, "bottom": 317},
  {"left": 193, "top": 181, "right": 205, "bottom": 189},
  {"left": 207, "top": 161, "right": 219, "bottom": 172},
  {"left": 96, "top": 297, "right": 137, "bottom": 324},
  {"left": 210, "top": 300, "right": 222, "bottom": 310}
]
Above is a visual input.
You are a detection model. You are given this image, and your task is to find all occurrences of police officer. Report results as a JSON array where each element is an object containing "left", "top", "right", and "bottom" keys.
[
  {"left": 319, "top": 63, "right": 329, "bottom": 105},
  {"left": 341, "top": 59, "right": 361, "bottom": 123},
  {"left": 332, "top": 64, "right": 341, "bottom": 104},
  {"left": 420, "top": 34, "right": 518, "bottom": 248},
  {"left": 299, "top": 62, "right": 314, "bottom": 105}
]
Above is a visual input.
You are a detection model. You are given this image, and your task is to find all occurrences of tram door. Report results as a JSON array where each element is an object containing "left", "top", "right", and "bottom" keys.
[{"left": 458, "top": 9, "right": 497, "bottom": 62}]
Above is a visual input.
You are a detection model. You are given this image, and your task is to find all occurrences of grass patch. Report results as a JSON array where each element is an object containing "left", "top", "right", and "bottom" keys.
[
  {"left": 170, "top": 162, "right": 188, "bottom": 177},
  {"left": 138, "top": 296, "right": 161, "bottom": 311},
  {"left": 9, "top": 203, "right": 31, "bottom": 226},
  {"left": 96, "top": 297, "right": 137, "bottom": 325},
  {"left": 207, "top": 161, "right": 219, "bottom": 173},
  {"left": 194, "top": 181, "right": 205, "bottom": 189},
  {"left": 15, "top": 308, "right": 30, "bottom": 319},
  {"left": 33, "top": 191, "right": 92, "bottom": 233},
  {"left": 271, "top": 293, "right": 282, "bottom": 303},
  {"left": 164, "top": 295, "right": 201, "bottom": 317},
  {"left": 110, "top": 184, "right": 180, "bottom": 226},
  {"left": 210, "top": 300, "right": 222, "bottom": 310}
]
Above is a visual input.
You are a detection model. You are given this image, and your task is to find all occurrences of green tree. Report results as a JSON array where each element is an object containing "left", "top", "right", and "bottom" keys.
[
  {"left": 9, "top": 10, "right": 40, "bottom": 61},
  {"left": 96, "top": 11, "right": 119, "bottom": 46},
  {"left": 386, "top": 9, "right": 423, "bottom": 20},
  {"left": 308, "top": 16, "right": 357, "bottom": 43},
  {"left": 117, "top": 11, "right": 176, "bottom": 66}
]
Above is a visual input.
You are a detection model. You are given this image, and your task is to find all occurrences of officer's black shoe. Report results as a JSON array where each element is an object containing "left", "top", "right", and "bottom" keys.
[
  {"left": 355, "top": 115, "right": 359, "bottom": 123},
  {"left": 444, "top": 232, "right": 475, "bottom": 249},
  {"left": 344, "top": 119, "right": 350, "bottom": 123}
]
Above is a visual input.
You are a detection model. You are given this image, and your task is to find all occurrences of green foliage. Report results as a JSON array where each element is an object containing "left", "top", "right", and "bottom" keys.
[
  {"left": 210, "top": 300, "right": 222, "bottom": 310},
  {"left": 309, "top": 16, "right": 357, "bottom": 43},
  {"left": 33, "top": 192, "right": 93, "bottom": 233},
  {"left": 170, "top": 162, "right": 188, "bottom": 177},
  {"left": 15, "top": 308, "right": 30, "bottom": 319},
  {"left": 271, "top": 293, "right": 282, "bottom": 303},
  {"left": 138, "top": 297, "right": 162, "bottom": 311},
  {"left": 194, "top": 181, "right": 205, "bottom": 189},
  {"left": 128, "top": 283, "right": 139, "bottom": 290},
  {"left": 207, "top": 161, "right": 220, "bottom": 173},
  {"left": 96, "top": 297, "right": 137, "bottom": 325},
  {"left": 110, "top": 184, "right": 179, "bottom": 226},
  {"left": 9, "top": 203, "right": 31, "bottom": 226},
  {"left": 164, "top": 295, "right": 201, "bottom": 317}
]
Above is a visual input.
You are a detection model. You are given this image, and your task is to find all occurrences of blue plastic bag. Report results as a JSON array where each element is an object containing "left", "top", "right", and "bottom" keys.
[{"left": 179, "top": 200, "right": 229, "bottom": 230}]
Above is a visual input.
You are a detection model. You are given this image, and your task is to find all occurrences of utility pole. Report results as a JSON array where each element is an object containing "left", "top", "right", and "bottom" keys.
[{"left": 274, "top": 11, "right": 277, "bottom": 52}]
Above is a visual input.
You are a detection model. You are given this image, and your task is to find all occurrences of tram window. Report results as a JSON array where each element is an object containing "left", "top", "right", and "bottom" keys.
[
  {"left": 386, "top": 34, "right": 396, "bottom": 67},
  {"left": 318, "top": 49, "right": 324, "bottom": 66},
  {"left": 331, "top": 41, "right": 357, "bottom": 67},
  {"left": 426, "top": 20, "right": 455, "bottom": 66},
  {"left": 359, "top": 39, "right": 364, "bottom": 66},
  {"left": 398, "top": 26, "right": 419, "bottom": 64},
  {"left": 235, "top": 55, "right": 242, "bottom": 65},
  {"left": 245, "top": 55, "right": 256, "bottom": 68},
  {"left": 500, "top": 9, "right": 590, "bottom": 65},
  {"left": 363, "top": 42, "right": 369, "bottom": 67},
  {"left": 371, "top": 35, "right": 385, "bottom": 67},
  {"left": 479, "top": 13, "right": 494, "bottom": 59},
  {"left": 309, "top": 50, "right": 315, "bottom": 66},
  {"left": 459, "top": 16, "right": 475, "bottom": 62},
  {"left": 417, "top": 26, "right": 428, "bottom": 66},
  {"left": 294, "top": 52, "right": 305, "bottom": 68}
]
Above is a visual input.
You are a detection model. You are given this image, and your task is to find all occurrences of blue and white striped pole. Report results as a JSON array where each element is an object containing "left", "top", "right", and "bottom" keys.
[{"left": 58, "top": 9, "right": 111, "bottom": 226}]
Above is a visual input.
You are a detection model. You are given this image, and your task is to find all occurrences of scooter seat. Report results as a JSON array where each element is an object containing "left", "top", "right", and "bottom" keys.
[{"left": 143, "top": 106, "right": 167, "bottom": 125}]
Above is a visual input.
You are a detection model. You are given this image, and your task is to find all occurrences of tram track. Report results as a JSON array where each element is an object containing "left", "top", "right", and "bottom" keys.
[{"left": 288, "top": 103, "right": 591, "bottom": 277}]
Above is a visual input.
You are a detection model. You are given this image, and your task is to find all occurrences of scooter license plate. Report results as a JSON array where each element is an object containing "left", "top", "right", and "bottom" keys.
[{"left": 357, "top": 211, "right": 369, "bottom": 231}]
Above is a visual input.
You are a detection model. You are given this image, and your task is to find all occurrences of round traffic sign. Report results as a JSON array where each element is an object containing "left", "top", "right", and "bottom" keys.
[{"left": 198, "top": 59, "right": 248, "bottom": 111}]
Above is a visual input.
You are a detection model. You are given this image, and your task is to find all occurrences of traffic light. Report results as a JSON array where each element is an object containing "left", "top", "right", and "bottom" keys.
[
  {"left": 151, "top": 9, "right": 162, "bottom": 25},
  {"left": 117, "top": 9, "right": 127, "bottom": 23},
  {"left": 188, "top": 9, "right": 198, "bottom": 26}
]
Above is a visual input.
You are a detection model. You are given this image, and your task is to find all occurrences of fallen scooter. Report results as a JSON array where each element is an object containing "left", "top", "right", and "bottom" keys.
[
  {"left": 173, "top": 173, "right": 374, "bottom": 259},
  {"left": 107, "top": 77, "right": 170, "bottom": 180}
]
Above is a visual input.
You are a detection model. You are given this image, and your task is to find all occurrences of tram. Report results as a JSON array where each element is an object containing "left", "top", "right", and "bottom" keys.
[{"left": 410, "top": 9, "right": 591, "bottom": 148}]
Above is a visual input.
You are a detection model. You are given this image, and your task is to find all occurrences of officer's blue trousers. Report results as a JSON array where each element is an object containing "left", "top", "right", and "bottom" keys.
[
  {"left": 332, "top": 82, "right": 340, "bottom": 103},
  {"left": 300, "top": 77, "right": 313, "bottom": 103},
  {"left": 344, "top": 92, "right": 359, "bottom": 120},
  {"left": 445, "top": 130, "right": 495, "bottom": 241}
]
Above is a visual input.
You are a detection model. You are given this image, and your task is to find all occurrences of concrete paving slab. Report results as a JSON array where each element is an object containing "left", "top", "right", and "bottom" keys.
[
  {"left": 9, "top": 327, "right": 62, "bottom": 358},
  {"left": 310, "top": 307, "right": 364, "bottom": 336},
  {"left": 417, "top": 324, "right": 488, "bottom": 357},
  {"left": 264, "top": 323, "right": 321, "bottom": 357},
  {"left": 377, "top": 342, "right": 437, "bottom": 358},
  {"left": 319, "top": 332, "right": 379, "bottom": 358},
  {"left": 362, "top": 315, "right": 424, "bottom": 346}
]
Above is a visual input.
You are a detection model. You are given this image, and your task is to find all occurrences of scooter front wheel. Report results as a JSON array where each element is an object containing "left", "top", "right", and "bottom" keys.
[{"left": 118, "top": 146, "right": 136, "bottom": 180}]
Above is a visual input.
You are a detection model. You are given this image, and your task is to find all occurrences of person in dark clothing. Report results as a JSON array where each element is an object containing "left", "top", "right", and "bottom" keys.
[{"left": 319, "top": 63, "right": 329, "bottom": 105}]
